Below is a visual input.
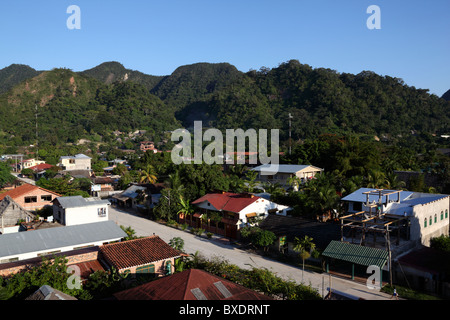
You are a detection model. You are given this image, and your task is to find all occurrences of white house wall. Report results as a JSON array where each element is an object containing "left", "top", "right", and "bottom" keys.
[
  {"left": 412, "top": 197, "right": 449, "bottom": 246},
  {"left": 64, "top": 205, "right": 109, "bottom": 226},
  {"left": 238, "top": 198, "right": 285, "bottom": 224}
]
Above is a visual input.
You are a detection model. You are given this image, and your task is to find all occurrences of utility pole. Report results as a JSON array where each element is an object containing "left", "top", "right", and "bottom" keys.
[
  {"left": 35, "top": 105, "right": 39, "bottom": 160},
  {"left": 288, "top": 113, "right": 293, "bottom": 155}
]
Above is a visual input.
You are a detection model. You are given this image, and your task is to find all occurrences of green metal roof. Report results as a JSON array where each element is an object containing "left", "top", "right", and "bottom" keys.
[{"left": 322, "top": 241, "right": 388, "bottom": 268}]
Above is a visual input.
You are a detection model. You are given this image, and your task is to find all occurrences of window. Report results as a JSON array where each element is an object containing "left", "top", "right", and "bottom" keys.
[
  {"left": 25, "top": 196, "right": 37, "bottom": 203},
  {"left": 434, "top": 214, "right": 437, "bottom": 224},
  {"left": 353, "top": 202, "right": 362, "bottom": 211},
  {"left": 424, "top": 217, "right": 427, "bottom": 228},
  {"left": 98, "top": 207, "right": 107, "bottom": 217},
  {"left": 165, "top": 261, "right": 172, "bottom": 275},
  {"left": 441, "top": 211, "right": 444, "bottom": 221},
  {"left": 446, "top": 210, "right": 448, "bottom": 219},
  {"left": 429, "top": 216, "right": 432, "bottom": 226},
  {"left": 136, "top": 264, "right": 156, "bottom": 280},
  {"left": 41, "top": 195, "right": 52, "bottom": 201}
]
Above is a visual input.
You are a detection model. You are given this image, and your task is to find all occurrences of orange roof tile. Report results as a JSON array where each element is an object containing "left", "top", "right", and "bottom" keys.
[
  {"left": 99, "top": 236, "right": 181, "bottom": 270},
  {"left": 0, "top": 183, "right": 61, "bottom": 201},
  {"left": 192, "top": 192, "right": 260, "bottom": 213}
]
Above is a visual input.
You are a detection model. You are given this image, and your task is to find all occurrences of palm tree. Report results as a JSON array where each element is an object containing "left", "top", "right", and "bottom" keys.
[
  {"left": 366, "top": 169, "right": 386, "bottom": 189},
  {"left": 177, "top": 195, "right": 195, "bottom": 223},
  {"left": 138, "top": 164, "right": 157, "bottom": 184},
  {"left": 293, "top": 235, "right": 316, "bottom": 282},
  {"left": 286, "top": 176, "right": 301, "bottom": 191},
  {"left": 383, "top": 172, "right": 406, "bottom": 190}
]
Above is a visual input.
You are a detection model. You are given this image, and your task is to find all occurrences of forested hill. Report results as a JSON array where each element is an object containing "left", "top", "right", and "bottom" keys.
[
  {"left": 0, "top": 64, "right": 42, "bottom": 94},
  {"left": 0, "top": 68, "right": 179, "bottom": 146},
  {"left": 80, "top": 61, "right": 165, "bottom": 91},
  {"left": 0, "top": 60, "right": 448, "bottom": 148},
  {"left": 442, "top": 89, "right": 450, "bottom": 101}
]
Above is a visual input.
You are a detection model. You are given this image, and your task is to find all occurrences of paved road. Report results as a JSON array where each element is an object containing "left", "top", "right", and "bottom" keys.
[{"left": 109, "top": 205, "right": 395, "bottom": 300}]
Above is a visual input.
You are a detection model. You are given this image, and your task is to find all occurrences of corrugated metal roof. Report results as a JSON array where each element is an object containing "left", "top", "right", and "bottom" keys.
[
  {"left": 0, "top": 221, "right": 126, "bottom": 259},
  {"left": 322, "top": 241, "right": 388, "bottom": 268},
  {"left": 55, "top": 196, "right": 110, "bottom": 208},
  {"left": 252, "top": 164, "right": 322, "bottom": 174},
  {"left": 341, "top": 188, "right": 414, "bottom": 203}
]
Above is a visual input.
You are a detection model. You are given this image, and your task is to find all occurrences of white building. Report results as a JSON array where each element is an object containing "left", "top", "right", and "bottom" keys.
[
  {"left": 341, "top": 188, "right": 449, "bottom": 247},
  {"left": 58, "top": 154, "right": 92, "bottom": 171},
  {"left": 192, "top": 192, "right": 290, "bottom": 228},
  {"left": 252, "top": 164, "right": 323, "bottom": 189},
  {"left": 52, "top": 196, "right": 110, "bottom": 226}
]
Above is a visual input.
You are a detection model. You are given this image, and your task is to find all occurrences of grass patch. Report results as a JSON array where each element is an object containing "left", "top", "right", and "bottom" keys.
[{"left": 381, "top": 284, "right": 442, "bottom": 300}]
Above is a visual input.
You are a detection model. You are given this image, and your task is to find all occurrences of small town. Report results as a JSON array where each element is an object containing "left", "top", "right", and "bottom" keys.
[{"left": 0, "top": 1, "right": 449, "bottom": 315}]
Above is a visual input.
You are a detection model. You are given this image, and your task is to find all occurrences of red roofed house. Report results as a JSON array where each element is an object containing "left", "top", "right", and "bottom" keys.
[
  {"left": 180, "top": 192, "right": 289, "bottom": 239},
  {"left": 113, "top": 268, "right": 273, "bottom": 300},
  {"left": 0, "top": 183, "right": 61, "bottom": 212},
  {"left": 27, "top": 163, "right": 54, "bottom": 173},
  {"left": 99, "top": 235, "right": 182, "bottom": 280}
]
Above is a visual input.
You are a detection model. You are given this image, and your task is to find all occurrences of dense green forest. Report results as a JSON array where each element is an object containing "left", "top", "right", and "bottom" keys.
[{"left": 0, "top": 59, "right": 448, "bottom": 164}]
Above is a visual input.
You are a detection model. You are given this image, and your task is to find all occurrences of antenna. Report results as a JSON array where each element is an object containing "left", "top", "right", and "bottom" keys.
[
  {"left": 288, "top": 113, "right": 293, "bottom": 155},
  {"left": 35, "top": 104, "right": 38, "bottom": 160}
]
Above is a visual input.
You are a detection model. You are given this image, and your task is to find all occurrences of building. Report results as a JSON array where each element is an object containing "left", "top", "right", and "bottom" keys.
[
  {"left": 140, "top": 141, "right": 157, "bottom": 153},
  {"left": 99, "top": 236, "right": 182, "bottom": 278},
  {"left": 0, "top": 195, "right": 35, "bottom": 233},
  {"left": 252, "top": 164, "right": 323, "bottom": 189},
  {"left": 16, "top": 158, "right": 46, "bottom": 171},
  {"left": 180, "top": 192, "right": 289, "bottom": 239},
  {"left": 341, "top": 188, "right": 449, "bottom": 248},
  {"left": 90, "top": 176, "right": 115, "bottom": 197},
  {"left": 259, "top": 214, "right": 341, "bottom": 253},
  {"left": 27, "top": 163, "right": 55, "bottom": 179},
  {"left": 0, "top": 183, "right": 61, "bottom": 212},
  {"left": 58, "top": 154, "right": 92, "bottom": 171},
  {"left": 0, "top": 220, "right": 126, "bottom": 264},
  {"left": 26, "top": 285, "right": 78, "bottom": 300},
  {"left": 112, "top": 184, "right": 148, "bottom": 209},
  {"left": 52, "top": 196, "right": 110, "bottom": 226},
  {"left": 113, "top": 268, "right": 273, "bottom": 300}
]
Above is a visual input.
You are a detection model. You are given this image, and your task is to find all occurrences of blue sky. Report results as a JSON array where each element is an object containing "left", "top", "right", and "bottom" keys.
[{"left": 0, "top": 0, "right": 448, "bottom": 96}]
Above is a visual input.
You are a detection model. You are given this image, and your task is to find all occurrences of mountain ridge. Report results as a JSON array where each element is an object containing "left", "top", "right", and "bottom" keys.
[{"left": 0, "top": 60, "right": 448, "bottom": 148}]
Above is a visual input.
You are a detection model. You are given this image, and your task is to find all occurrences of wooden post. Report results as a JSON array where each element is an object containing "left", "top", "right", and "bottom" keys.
[
  {"left": 352, "top": 264, "right": 354, "bottom": 280},
  {"left": 362, "top": 222, "right": 366, "bottom": 246}
]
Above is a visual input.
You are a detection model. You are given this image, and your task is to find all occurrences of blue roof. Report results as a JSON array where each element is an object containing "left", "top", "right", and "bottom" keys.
[{"left": 341, "top": 188, "right": 414, "bottom": 203}]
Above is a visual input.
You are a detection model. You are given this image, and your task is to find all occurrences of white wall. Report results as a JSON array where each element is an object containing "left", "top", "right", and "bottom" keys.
[
  {"left": 63, "top": 205, "right": 109, "bottom": 226},
  {"left": 413, "top": 197, "right": 449, "bottom": 246}
]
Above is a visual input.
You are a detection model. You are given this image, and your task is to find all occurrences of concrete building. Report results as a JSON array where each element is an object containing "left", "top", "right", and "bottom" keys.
[
  {"left": 0, "top": 183, "right": 61, "bottom": 212},
  {"left": 0, "top": 195, "right": 35, "bottom": 233},
  {"left": 341, "top": 188, "right": 450, "bottom": 248},
  {"left": 58, "top": 154, "right": 92, "bottom": 171},
  {"left": 252, "top": 164, "right": 323, "bottom": 189},
  {"left": 52, "top": 196, "right": 110, "bottom": 226}
]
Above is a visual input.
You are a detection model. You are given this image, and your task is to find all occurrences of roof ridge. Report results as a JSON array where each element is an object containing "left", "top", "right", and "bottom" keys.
[{"left": 102, "top": 235, "right": 159, "bottom": 247}]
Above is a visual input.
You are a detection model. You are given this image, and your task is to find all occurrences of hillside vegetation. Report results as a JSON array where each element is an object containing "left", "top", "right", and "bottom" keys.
[{"left": 0, "top": 59, "right": 448, "bottom": 149}]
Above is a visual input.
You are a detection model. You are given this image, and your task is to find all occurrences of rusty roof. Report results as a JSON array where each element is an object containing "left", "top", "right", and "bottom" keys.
[
  {"left": 99, "top": 236, "right": 182, "bottom": 270},
  {"left": 113, "top": 269, "right": 273, "bottom": 300}
]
